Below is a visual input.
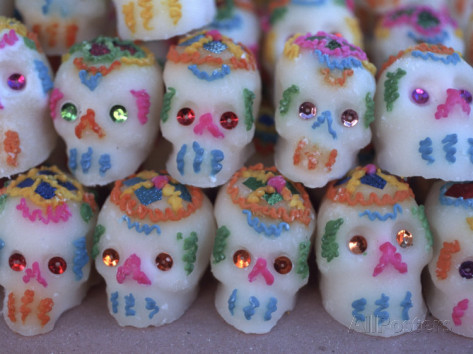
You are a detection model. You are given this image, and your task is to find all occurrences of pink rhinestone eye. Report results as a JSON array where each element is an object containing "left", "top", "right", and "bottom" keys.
[
  {"left": 299, "top": 102, "right": 317, "bottom": 120},
  {"left": 411, "top": 88, "right": 429, "bottom": 104},
  {"left": 460, "top": 89, "right": 472, "bottom": 104},
  {"left": 7, "top": 73, "right": 26, "bottom": 90}
]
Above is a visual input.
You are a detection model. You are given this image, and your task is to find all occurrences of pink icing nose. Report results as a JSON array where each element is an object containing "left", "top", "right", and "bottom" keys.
[
  {"left": 193, "top": 113, "right": 224, "bottom": 138},
  {"left": 116, "top": 254, "right": 151, "bottom": 285},
  {"left": 248, "top": 258, "right": 274, "bottom": 285},
  {"left": 373, "top": 242, "right": 408, "bottom": 277},
  {"left": 435, "top": 89, "right": 471, "bottom": 120},
  {"left": 23, "top": 261, "right": 48, "bottom": 288}
]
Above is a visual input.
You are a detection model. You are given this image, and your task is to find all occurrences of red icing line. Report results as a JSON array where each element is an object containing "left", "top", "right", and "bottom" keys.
[
  {"left": 373, "top": 242, "right": 408, "bottom": 277},
  {"left": 452, "top": 298, "right": 469, "bottom": 326},
  {"left": 248, "top": 258, "right": 274, "bottom": 285},
  {"left": 130, "top": 89, "right": 150, "bottom": 125},
  {"left": 23, "top": 261, "right": 48, "bottom": 288},
  {"left": 116, "top": 254, "right": 151, "bottom": 285},
  {"left": 435, "top": 89, "right": 471, "bottom": 120},
  {"left": 16, "top": 198, "right": 72, "bottom": 224},
  {"left": 193, "top": 113, "right": 224, "bottom": 138}
]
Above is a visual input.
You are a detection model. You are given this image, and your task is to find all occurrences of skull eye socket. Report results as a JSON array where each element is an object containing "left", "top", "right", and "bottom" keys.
[
  {"left": 273, "top": 256, "right": 292, "bottom": 274},
  {"left": 9, "top": 253, "right": 26, "bottom": 271},
  {"left": 102, "top": 248, "right": 120, "bottom": 267},
  {"left": 110, "top": 105, "right": 128, "bottom": 123},
  {"left": 233, "top": 249, "right": 251, "bottom": 269},
  {"left": 61, "top": 102, "right": 78, "bottom": 122},
  {"left": 459, "top": 261, "right": 473, "bottom": 279},
  {"left": 348, "top": 235, "right": 367, "bottom": 254},
  {"left": 396, "top": 229, "right": 413, "bottom": 248},
  {"left": 177, "top": 107, "right": 195, "bottom": 126},
  {"left": 341, "top": 109, "right": 359, "bottom": 127},
  {"left": 48, "top": 257, "right": 67, "bottom": 275},
  {"left": 220, "top": 111, "right": 239, "bottom": 129},
  {"left": 411, "top": 88, "right": 429, "bottom": 105},
  {"left": 7, "top": 73, "right": 26, "bottom": 90},
  {"left": 460, "top": 89, "right": 472, "bottom": 104},
  {"left": 155, "top": 252, "right": 173, "bottom": 271},
  {"left": 298, "top": 102, "right": 317, "bottom": 120}
]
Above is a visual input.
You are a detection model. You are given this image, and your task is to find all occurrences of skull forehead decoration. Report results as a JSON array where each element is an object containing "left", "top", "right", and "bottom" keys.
[
  {"left": 372, "top": 5, "right": 464, "bottom": 68},
  {"left": 357, "top": 0, "right": 448, "bottom": 14},
  {"left": 0, "top": 17, "right": 57, "bottom": 178},
  {"left": 212, "top": 164, "right": 316, "bottom": 333},
  {"left": 373, "top": 43, "right": 473, "bottom": 181},
  {"left": 425, "top": 181, "right": 473, "bottom": 337},
  {"left": 262, "top": 0, "right": 362, "bottom": 73},
  {"left": 0, "top": 165, "right": 98, "bottom": 336},
  {"left": 161, "top": 30, "right": 261, "bottom": 188},
  {"left": 51, "top": 36, "right": 163, "bottom": 186},
  {"left": 316, "top": 164, "right": 433, "bottom": 337},
  {"left": 94, "top": 170, "right": 215, "bottom": 327},
  {"left": 274, "top": 32, "right": 376, "bottom": 188},
  {"left": 112, "top": 0, "right": 216, "bottom": 40},
  {"left": 15, "top": 0, "right": 112, "bottom": 56}
]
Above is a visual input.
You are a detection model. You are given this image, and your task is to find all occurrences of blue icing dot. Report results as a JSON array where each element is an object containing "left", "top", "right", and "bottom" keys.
[
  {"left": 123, "top": 177, "right": 145, "bottom": 187},
  {"left": 203, "top": 40, "right": 227, "bottom": 54},
  {"left": 57, "top": 180, "right": 78, "bottom": 191},
  {"left": 17, "top": 178, "right": 35, "bottom": 188},
  {"left": 35, "top": 182, "right": 57, "bottom": 199},
  {"left": 360, "top": 174, "right": 387, "bottom": 189},
  {"left": 134, "top": 186, "right": 162, "bottom": 206}
]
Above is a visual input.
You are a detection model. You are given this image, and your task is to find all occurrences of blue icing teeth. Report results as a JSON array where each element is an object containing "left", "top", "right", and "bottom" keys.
[{"left": 228, "top": 289, "right": 237, "bottom": 315}]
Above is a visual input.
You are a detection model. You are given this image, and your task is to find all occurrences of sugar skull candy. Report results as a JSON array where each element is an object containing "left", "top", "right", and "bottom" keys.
[
  {"left": 0, "top": 17, "right": 56, "bottom": 178},
  {"left": 93, "top": 170, "right": 215, "bottom": 327},
  {"left": 274, "top": 32, "right": 376, "bottom": 189},
  {"left": 112, "top": 0, "right": 217, "bottom": 40},
  {"left": 15, "top": 0, "right": 113, "bottom": 56},
  {"left": 372, "top": 5, "right": 464, "bottom": 68},
  {"left": 425, "top": 181, "right": 473, "bottom": 337},
  {"left": 161, "top": 30, "right": 261, "bottom": 188},
  {"left": 315, "top": 165, "right": 433, "bottom": 337},
  {"left": 262, "top": 0, "right": 362, "bottom": 73},
  {"left": 211, "top": 164, "right": 316, "bottom": 333},
  {"left": 0, "top": 166, "right": 98, "bottom": 336},
  {"left": 51, "top": 37, "right": 163, "bottom": 186},
  {"left": 207, "top": 0, "right": 261, "bottom": 57},
  {"left": 357, "top": 0, "right": 448, "bottom": 15},
  {"left": 373, "top": 44, "right": 473, "bottom": 181}
]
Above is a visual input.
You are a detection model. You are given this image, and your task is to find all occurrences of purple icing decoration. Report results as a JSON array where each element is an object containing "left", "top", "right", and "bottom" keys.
[
  {"left": 90, "top": 42, "right": 111, "bottom": 56},
  {"left": 411, "top": 88, "right": 429, "bottom": 104},
  {"left": 459, "top": 261, "right": 473, "bottom": 279},
  {"left": 460, "top": 90, "right": 472, "bottom": 104}
]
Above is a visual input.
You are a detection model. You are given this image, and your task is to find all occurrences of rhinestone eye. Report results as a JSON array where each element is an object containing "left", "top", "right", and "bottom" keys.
[
  {"left": 177, "top": 107, "right": 195, "bottom": 126},
  {"left": 274, "top": 256, "right": 292, "bottom": 275},
  {"left": 411, "top": 88, "right": 429, "bottom": 104},
  {"left": 396, "top": 229, "right": 413, "bottom": 248},
  {"left": 61, "top": 103, "right": 78, "bottom": 121},
  {"left": 102, "top": 248, "right": 120, "bottom": 267},
  {"left": 341, "top": 109, "right": 359, "bottom": 127},
  {"left": 7, "top": 73, "right": 26, "bottom": 90},
  {"left": 9, "top": 253, "right": 26, "bottom": 271},
  {"left": 348, "top": 235, "right": 367, "bottom": 254},
  {"left": 459, "top": 261, "right": 473, "bottom": 279},
  {"left": 220, "top": 111, "right": 238, "bottom": 129},
  {"left": 299, "top": 102, "right": 317, "bottom": 120},
  {"left": 156, "top": 253, "right": 173, "bottom": 271},
  {"left": 110, "top": 105, "right": 127, "bottom": 122},
  {"left": 48, "top": 257, "right": 67, "bottom": 275},
  {"left": 233, "top": 249, "right": 251, "bottom": 269},
  {"left": 460, "top": 89, "right": 473, "bottom": 104}
]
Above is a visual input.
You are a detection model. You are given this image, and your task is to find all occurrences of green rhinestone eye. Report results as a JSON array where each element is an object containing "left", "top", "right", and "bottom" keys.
[
  {"left": 110, "top": 105, "right": 127, "bottom": 123},
  {"left": 61, "top": 103, "right": 78, "bottom": 121}
]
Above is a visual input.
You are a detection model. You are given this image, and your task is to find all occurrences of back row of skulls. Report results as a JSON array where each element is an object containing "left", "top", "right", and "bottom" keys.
[{"left": 1, "top": 163, "right": 473, "bottom": 338}]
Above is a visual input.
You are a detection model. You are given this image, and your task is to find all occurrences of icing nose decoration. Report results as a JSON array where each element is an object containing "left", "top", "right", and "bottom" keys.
[
  {"left": 248, "top": 258, "right": 274, "bottom": 285},
  {"left": 435, "top": 89, "right": 471, "bottom": 120},
  {"left": 373, "top": 242, "right": 408, "bottom": 277},
  {"left": 75, "top": 109, "right": 106, "bottom": 139},
  {"left": 23, "top": 261, "right": 48, "bottom": 288},
  {"left": 116, "top": 254, "right": 151, "bottom": 285},
  {"left": 193, "top": 113, "right": 224, "bottom": 138}
]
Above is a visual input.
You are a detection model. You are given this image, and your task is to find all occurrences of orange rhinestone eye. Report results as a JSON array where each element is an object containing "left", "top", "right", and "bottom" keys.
[
  {"left": 348, "top": 235, "right": 367, "bottom": 254},
  {"left": 48, "top": 257, "right": 67, "bottom": 274},
  {"left": 396, "top": 229, "right": 413, "bottom": 248},
  {"left": 274, "top": 256, "right": 292, "bottom": 274},
  {"left": 102, "top": 248, "right": 120, "bottom": 267},
  {"left": 233, "top": 250, "right": 251, "bottom": 269},
  {"left": 156, "top": 253, "right": 173, "bottom": 271},
  {"left": 9, "top": 253, "right": 26, "bottom": 271}
]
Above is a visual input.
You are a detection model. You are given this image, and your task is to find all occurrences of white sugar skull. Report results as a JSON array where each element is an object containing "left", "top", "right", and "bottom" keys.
[
  {"left": 207, "top": 0, "right": 261, "bottom": 57},
  {"left": 373, "top": 44, "right": 473, "bottom": 181},
  {"left": 112, "top": 0, "right": 217, "bottom": 40},
  {"left": 15, "top": 0, "right": 113, "bottom": 56},
  {"left": 371, "top": 5, "right": 463, "bottom": 68},
  {"left": 161, "top": 30, "right": 261, "bottom": 188},
  {"left": 425, "top": 181, "right": 473, "bottom": 337},
  {"left": 274, "top": 32, "right": 376, "bottom": 188},
  {"left": 315, "top": 165, "right": 433, "bottom": 337},
  {"left": 262, "top": 0, "right": 362, "bottom": 74},
  {"left": 51, "top": 37, "right": 163, "bottom": 186},
  {"left": 93, "top": 170, "right": 215, "bottom": 327},
  {"left": 0, "top": 18, "right": 57, "bottom": 178},
  {"left": 0, "top": 166, "right": 98, "bottom": 336},
  {"left": 211, "top": 165, "right": 316, "bottom": 333}
]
